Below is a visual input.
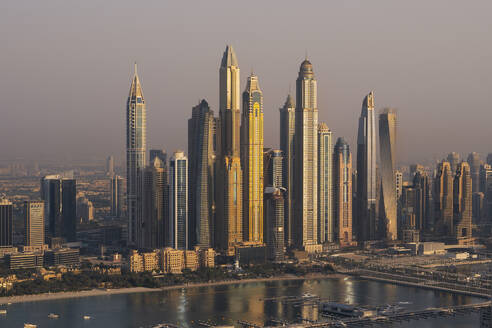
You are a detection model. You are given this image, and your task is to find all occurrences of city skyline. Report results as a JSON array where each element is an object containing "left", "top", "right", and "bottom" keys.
[{"left": 2, "top": 1, "right": 492, "bottom": 164}]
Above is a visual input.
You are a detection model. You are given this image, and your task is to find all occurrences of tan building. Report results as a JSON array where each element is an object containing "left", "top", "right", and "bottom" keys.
[
  {"left": 162, "top": 248, "right": 184, "bottom": 274},
  {"left": 24, "top": 201, "right": 45, "bottom": 248},
  {"left": 198, "top": 248, "right": 215, "bottom": 268},
  {"left": 454, "top": 162, "right": 473, "bottom": 243},
  {"left": 184, "top": 250, "right": 199, "bottom": 271},
  {"left": 129, "top": 250, "right": 143, "bottom": 273},
  {"left": 434, "top": 161, "right": 454, "bottom": 236},
  {"left": 142, "top": 251, "right": 159, "bottom": 272}
]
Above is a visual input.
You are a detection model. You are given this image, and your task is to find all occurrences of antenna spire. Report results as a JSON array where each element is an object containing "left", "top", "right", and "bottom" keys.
[{"left": 134, "top": 61, "right": 138, "bottom": 76}]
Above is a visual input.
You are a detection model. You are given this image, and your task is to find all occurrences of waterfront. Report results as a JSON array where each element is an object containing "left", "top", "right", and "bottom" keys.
[{"left": 0, "top": 277, "right": 483, "bottom": 328}]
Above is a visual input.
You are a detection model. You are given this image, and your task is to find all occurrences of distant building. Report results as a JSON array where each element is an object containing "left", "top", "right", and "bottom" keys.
[
  {"left": 24, "top": 201, "right": 45, "bottom": 248},
  {"left": 169, "top": 151, "right": 188, "bottom": 250},
  {"left": 149, "top": 149, "right": 167, "bottom": 165},
  {"left": 40, "top": 174, "right": 77, "bottom": 242},
  {"left": 279, "top": 94, "right": 295, "bottom": 247},
  {"left": 433, "top": 161, "right": 454, "bottom": 236},
  {"left": 453, "top": 162, "right": 473, "bottom": 242},
  {"left": 77, "top": 196, "right": 94, "bottom": 222},
  {"left": 473, "top": 192, "right": 485, "bottom": 223},
  {"left": 264, "top": 187, "right": 285, "bottom": 262},
  {"left": 106, "top": 155, "right": 114, "bottom": 176},
  {"left": 413, "top": 171, "right": 432, "bottom": 233},
  {"left": 6, "top": 252, "right": 43, "bottom": 270},
  {"left": 44, "top": 248, "right": 80, "bottom": 268},
  {"left": 480, "top": 164, "right": 492, "bottom": 219},
  {"left": 318, "top": 123, "right": 333, "bottom": 243},
  {"left": 0, "top": 199, "right": 13, "bottom": 247},
  {"left": 333, "top": 138, "right": 354, "bottom": 247},
  {"left": 467, "top": 152, "right": 481, "bottom": 193},
  {"left": 447, "top": 152, "right": 460, "bottom": 175},
  {"left": 264, "top": 149, "right": 283, "bottom": 189},
  {"left": 110, "top": 175, "right": 123, "bottom": 217}
]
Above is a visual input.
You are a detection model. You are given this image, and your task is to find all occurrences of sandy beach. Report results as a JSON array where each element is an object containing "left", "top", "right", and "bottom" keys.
[{"left": 0, "top": 273, "right": 343, "bottom": 305}]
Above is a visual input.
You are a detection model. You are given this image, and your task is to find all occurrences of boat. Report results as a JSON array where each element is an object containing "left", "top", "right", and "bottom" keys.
[
  {"left": 48, "top": 313, "right": 59, "bottom": 319},
  {"left": 0, "top": 309, "right": 6, "bottom": 315},
  {"left": 321, "top": 302, "right": 374, "bottom": 318},
  {"left": 24, "top": 324, "right": 37, "bottom": 328},
  {"left": 83, "top": 315, "right": 92, "bottom": 320}
]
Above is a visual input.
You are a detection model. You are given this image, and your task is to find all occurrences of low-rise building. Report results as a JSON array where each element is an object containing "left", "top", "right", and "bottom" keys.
[{"left": 44, "top": 248, "right": 80, "bottom": 268}]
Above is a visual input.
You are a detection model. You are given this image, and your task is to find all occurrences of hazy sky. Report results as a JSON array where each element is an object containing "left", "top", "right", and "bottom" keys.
[{"left": 2, "top": 0, "right": 491, "bottom": 165}]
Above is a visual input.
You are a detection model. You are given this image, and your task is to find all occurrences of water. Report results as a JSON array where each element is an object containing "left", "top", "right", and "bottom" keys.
[{"left": 0, "top": 277, "right": 483, "bottom": 328}]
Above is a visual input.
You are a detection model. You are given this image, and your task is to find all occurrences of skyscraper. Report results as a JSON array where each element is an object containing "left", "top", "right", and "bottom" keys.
[
  {"left": 413, "top": 170, "right": 432, "bottom": 233},
  {"left": 40, "top": 175, "right": 77, "bottom": 242},
  {"left": 24, "top": 201, "right": 44, "bottom": 247},
  {"left": 379, "top": 108, "right": 397, "bottom": 241},
  {"left": 453, "top": 162, "right": 472, "bottom": 242},
  {"left": 149, "top": 149, "right": 167, "bottom": 165},
  {"left": 356, "top": 92, "right": 377, "bottom": 244},
  {"left": 0, "top": 199, "right": 13, "bottom": 247},
  {"left": 142, "top": 157, "right": 169, "bottom": 249},
  {"left": 169, "top": 151, "right": 188, "bottom": 250},
  {"left": 188, "top": 99, "right": 217, "bottom": 248},
  {"left": 467, "top": 152, "right": 481, "bottom": 193},
  {"left": 126, "top": 63, "right": 147, "bottom": 246},
  {"left": 106, "top": 155, "right": 114, "bottom": 176},
  {"left": 110, "top": 175, "right": 123, "bottom": 217},
  {"left": 264, "top": 149, "right": 283, "bottom": 189},
  {"left": 447, "top": 152, "right": 460, "bottom": 174},
  {"left": 480, "top": 163, "right": 492, "bottom": 219},
  {"left": 433, "top": 161, "right": 454, "bottom": 236},
  {"left": 216, "top": 45, "right": 243, "bottom": 255},
  {"left": 333, "top": 138, "right": 353, "bottom": 247},
  {"left": 294, "top": 58, "right": 319, "bottom": 251},
  {"left": 241, "top": 74, "right": 264, "bottom": 244},
  {"left": 318, "top": 123, "right": 333, "bottom": 243},
  {"left": 279, "top": 94, "right": 295, "bottom": 247},
  {"left": 264, "top": 187, "right": 285, "bottom": 262}
]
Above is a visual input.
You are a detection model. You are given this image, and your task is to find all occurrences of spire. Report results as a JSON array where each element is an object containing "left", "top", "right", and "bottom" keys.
[
  {"left": 220, "top": 45, "right": 238, "bottom": 68},
  {"left": 284, "top": 94, "right": 294, "bottom": 108},
  {"left": 245, "top": 73, "right": 261, "bottom": 93},
  {"left": 129, "top": 62, "right": 144, "bottom": 99}
]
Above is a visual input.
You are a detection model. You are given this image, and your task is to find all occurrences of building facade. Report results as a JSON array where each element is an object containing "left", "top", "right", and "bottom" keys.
[
  {"left": 110, "top": 175, "right": 123, "bottom": 217},
  {"left": 356, "top": 92, "right": 377, "bottom": 243},
  {"left": 0, "top": 199, "right": 13, "bottom": 247},
  {"left": 454, "top": 162, "right": 473, "bottom": 242},
  {"left": 169, "top": 151, "right": 188, "bottom": 250},
  {"left": 333, "top": 138, "right": 353, "bottom": 247},
  {"left": 433, "top": 161, "right": 454, "bottom": 236},
  {"left": 294, "top": 59, "right": 319, "bottom": 251},
  {"left": 317, "top": 122, "right": 333, "bottom": 243},
  {"left": 264, "top": 187, "right": 285, "bottom": 262},
  {"left": 241, "top": 74, "right": 264, "bottom": 244},
  {"left": 467, "top": 152, "right": 481, "bottom": 193},
  {"left": 24, "top": 201, "right": 45, "bottom": 247},
  {"left": 126, "top": 63, "right": 147, "bottom": 246}
]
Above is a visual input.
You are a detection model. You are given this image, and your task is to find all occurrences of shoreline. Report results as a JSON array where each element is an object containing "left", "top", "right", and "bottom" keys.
[{"left": 0, "top": 273, "right": 344, "bottom": 305}]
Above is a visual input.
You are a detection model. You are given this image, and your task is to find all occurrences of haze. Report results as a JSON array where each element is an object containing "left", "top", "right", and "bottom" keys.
[{"left": 2, "top": 0, "right": 491, "bottom": 165}]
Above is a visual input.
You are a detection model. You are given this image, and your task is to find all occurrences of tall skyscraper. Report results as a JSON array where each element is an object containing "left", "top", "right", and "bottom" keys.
[
  {"left": 188, "top": 99, "right": 217, "bottom": 248},
  {"left": 413, "top": 171, "right": 432, "bottom": 233},
  {"left": 169, "top": 151, "right": 188, "bottom": 250},
  {"left": 264, "top": 187, "right": 285, "bottom": 262},
  {"left": 110, "top": 175, "right": 123, "bottom": 217},
  {"left": 379, "top": 108, "right": 398, "bottom": 241},
  {"left": 433, "top": 161, "right": 454, "bottom": 236},
  {"left": 453, "top": 162, "right": 472, "bottom": 242},
  {"left": 487, "top": 153, "right": 492, "bottom": 166},
  {"left": 40, "top": 175, "right": 77, "bottom": 242},
  {"left": 447, "top": 152, "right": 460, "bottom": 174},
  {"left": 0, "top": 199, "right": 13, "bottom": 247},
  {"left": 126, "top": 63, "right": 147, "bottom": 246},
  {"left": 24, "top": 201, "right": 44, "bottom": 247},
  {"left": 216, "top": 45, "right": 243, "bottom": 255},
  {"left": 142, "top": 157, "right": 169, "bottom": 249},
  {"left": 294, "top": 58, "right": 319, "bottom": 251},
  {"left": 318, "top": 123, "right": 333, "bottom": 243},
  {"left": 356, "top": 92, "right": 377, "bottom": 244},
  {"left": 333, "top": 138, "right": 353, "bottom": 247},
  {"left": 106, "top": 155, "right": 114, "bottom": 176},
  {"left": 241, "top": 73, "right": 264, "bottom": 244},
  {"left": 467, "top": 152, "right": 481, "bottom": 193},
  {"left": 279, "top": 94, "right": 295, "bottom": 247},
  {"left": 480, "top": 163, "right": 492, "bottom": 219},
  {"left": 149, "top": 149, "right": 167, "bottom": 165}
]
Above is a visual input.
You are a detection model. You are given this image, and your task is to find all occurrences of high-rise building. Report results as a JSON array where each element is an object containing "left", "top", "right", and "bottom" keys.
[
  {"left": 453, "top": 162, "right": 473, "bottom": 242},
  {"left": 433, "top": 161, "right": 454, "bottom": 236},
  {"left": 294, "top": 58, "right": 319, "bottom": 251},
  {"left": 40, "top": 175, "right": 77, "bottom": 242},
  {"left": 188, "top": 99, "right": 217, "bottom": 248},
  {"left": 318, "top": 123, "right": 333, "bottom": 243},
  {"left": 77, "top": 196, "right": 94, "bottom": 222},
  {"left": 216, "top": 45, "right": 243, "bottom": 255},
  {"left": 447, "top": 152, "right": 460, "bottom": 174},
  {"left": 110, "top": 175, "right": 123, "bottom": 217},
  {"left": 413, "top": 171, "right": 432, "bottom": 233},
  {"left": 356, "top": 92, "right": 377, "bottom": 243},
  {"left": 241, "top": 74, "right": 264, "bottom": 244},
  {"left": 487, "top": 153, "right": 492, "bottom": 166},
  {"left": 0, "top": 199, "right": 13, "bottom": 247},
  {"left": 24, "top": 201, "right": 44, "bottom": 247},
  {"left": 106, "top": 155, "right": 114, "bottom": 176},
  {"left": 169, "top": 151, "right": 188, "bottom": 250},
  {"left": 333, "top": 138, "right": 353, "bottom": 247},
  {"left": 480, "top": 164, "right": 492, "bottom": 219},
  {"left": 395, "top": 171, "right": 403, "bottom": 200},
  {"left": 279, "top": 94, "right": 295, "bottom": 247},
  {"left": 142, "top": 157, "right": 169, "bottom": 249},
  {"left": 264, "top": 149, "right": 283, "bottom": 189},
  {"left": 264, "top": 187, "right": 285, "bottom": 262},
  {"left": 149, "top": 149, "right": 167, "bottom": 165},
  {"left": 467, "top": 152, "right": 481, "bottom": 193},
  {"left": 126, "top": 63, "right": 147, "bottom": 246},
  {"left": 379, "top": 108, "right": 397, "bottom": 241}
]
